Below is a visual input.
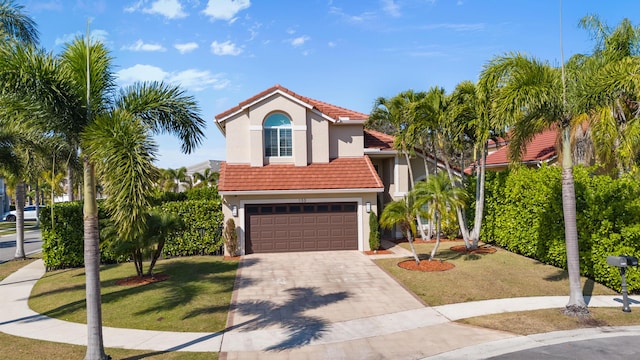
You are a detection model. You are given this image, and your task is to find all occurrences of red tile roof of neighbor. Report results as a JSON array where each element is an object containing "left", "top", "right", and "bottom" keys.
[
  {"left": 364, "top": 129, "right": 395, "bottom": 150},
  {"left": 215, "top": 84, "right": 369, "bottom": 122},
  {"left": 465, "top": 127, "right": 558, "bottom": 174},
  {"left": 218, "top": 157, "right": 384, "bottom": 192}
]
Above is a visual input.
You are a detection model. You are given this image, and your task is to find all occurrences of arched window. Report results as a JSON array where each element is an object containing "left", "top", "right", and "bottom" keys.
[{"left": 264, "top": 113, "right": 292, "bottom": 157}]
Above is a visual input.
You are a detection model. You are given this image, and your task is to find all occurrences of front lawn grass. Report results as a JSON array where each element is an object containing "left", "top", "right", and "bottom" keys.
[
  {"left": 0, "top": 331, "right": 215, "bottom": 360},
  {"left": 0, "top": 257, "right": 40, "bottom": 281},
  {"left": 460, "top": 307, "right": 640, "bottom": 335},
  {"left": 29, "top": 256, "right": 238, "bottom": 332},
  {"left": 375, "top": 241, "right": 616, "bottom": 306}
]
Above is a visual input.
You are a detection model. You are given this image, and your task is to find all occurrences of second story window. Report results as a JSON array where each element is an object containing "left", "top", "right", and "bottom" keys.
[{"left": 264, "top": 113, "right": 292, "bottom": 157}]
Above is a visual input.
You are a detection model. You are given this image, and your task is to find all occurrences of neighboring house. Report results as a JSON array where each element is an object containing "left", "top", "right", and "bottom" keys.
[
  {"left": 465, "top": 127, "right": 558, "bottom": 174},
  {"left": 215, "top": 85, "right": 443, "bottom": 254}
]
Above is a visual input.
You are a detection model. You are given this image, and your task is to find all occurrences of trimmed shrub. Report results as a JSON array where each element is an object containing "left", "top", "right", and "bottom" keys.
[
  {"left": 369, "top": 211, "right": 380, "bottom": 251},
  {"left": 478, "top": 165, "right": 640, "bottom": 293},
  {"left": 223, "top": 218, "right": 239, "bottom": 256}
]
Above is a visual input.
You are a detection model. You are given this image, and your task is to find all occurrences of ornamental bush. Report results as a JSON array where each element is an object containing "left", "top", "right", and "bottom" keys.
[
  {"left": 40, "top": 188, "right": 224, "bottom": 270},
  {"left": 478, "top": 165, "right": 640, "bottom": 292}
]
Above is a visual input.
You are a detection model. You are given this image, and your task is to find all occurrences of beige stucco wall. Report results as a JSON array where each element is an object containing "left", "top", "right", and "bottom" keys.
[
  {"left": 221, "top": 192, "right": 379, "bottom": 255},
  {"left": 308, "top": 112, "right": 329, "bottom": 163},
  {"left": 329, "top": 124, "right": 364, "bottom": 159}
]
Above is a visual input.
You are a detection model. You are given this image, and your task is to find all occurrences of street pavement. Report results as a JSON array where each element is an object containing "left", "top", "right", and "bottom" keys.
[
  {"left": 0, "top": 240, "right": 639, "bottom": 359},
  {"left": 0, "top": 228, "right": 42, "bottom": 263}
]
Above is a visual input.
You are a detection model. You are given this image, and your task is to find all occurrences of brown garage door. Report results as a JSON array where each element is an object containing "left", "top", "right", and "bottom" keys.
[{"left": 245, "top": 202, "right": 358, "bottom": 253}]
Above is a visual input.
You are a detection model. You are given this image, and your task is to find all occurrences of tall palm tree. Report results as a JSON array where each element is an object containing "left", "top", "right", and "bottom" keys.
[
  {"left": 369, "top": 90, "right": 429, "bottom": 239},
  {"left": 413, "top": 172, "right": 466, "bottom": 260},
  {"left": 0, "top": 36, "right": 205, "bottom": 359},
  {"left": 480, "top": 53, "right": 589, "bottom": 315}
]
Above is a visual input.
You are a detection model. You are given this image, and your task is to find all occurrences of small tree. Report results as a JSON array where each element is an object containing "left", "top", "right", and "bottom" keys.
[
  {"left": 369, "top": 211, "right": 381, "bottom": 251},
  {"left": 379, "top": 195, "right": 424, "bottom": 264},
  {"left": 224, "top": 218, "right": 238, "bottom": 256},
  {"left": 414, "top": 172, "right": 466, "bottom": 260}
]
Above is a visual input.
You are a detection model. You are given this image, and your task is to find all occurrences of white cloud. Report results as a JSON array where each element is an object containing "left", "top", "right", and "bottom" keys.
[
  {"left": 124, "top": 0, "right": 144, "bottom": 12},
  {"left": 174, "top": 42, "right": 199, "bottom": 54},
  {"left": 54, "top": 29, "right": 109, "bottom": 46},
  {"left": 290, "top": 36, "right": 310, "bottom": 47},
  {"left": 328, "top": 41, "right": 337, "bottom": 48},
  {"left": 168, "top": 69, "right": 230, "bottom": 91},
  {"left": 116, "top": 64, "right": 230, "bottom": 93},
  {"left": 210, "top": 40, "right": 243, "bottom": 56},
  {"left": 381, "top": 0, "right": 401, "bottom": 17},
  {"left": 142, "top": 0, "right": 188, "bottom": 19},
  {"left": 202, "top": 0, "right": 250, "bottom": 21},
  {"left": 329, "top": 6, "right": 376, "bottom": 24},
  {"left": 116, "top": 64, "right": 169, "bottom": 86},
  {"left": 123, "top": 39, "right": 167, "bottom": 52}
]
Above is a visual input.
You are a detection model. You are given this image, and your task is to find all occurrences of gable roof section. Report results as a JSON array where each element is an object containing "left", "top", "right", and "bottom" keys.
[
  {"left": 466, "top": 127, "right": 558, "bottom": 173},
  {"left": 215, "top": 84, "right": 369, "bottom": 124},
  {"left": 218, "top": 157, "right": 384, "bottom": 194},
  {"left": 364, "top": 129, "right": 395, "bottom": 151}
]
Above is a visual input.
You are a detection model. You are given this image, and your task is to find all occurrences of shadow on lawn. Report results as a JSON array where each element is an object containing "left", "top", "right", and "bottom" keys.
[
  {"left": 544, "top": 269, "right": 597, "bottom": 297},
  {"left": 229, "top": 287, "right": 350, "bottom": 351},
  {"left": 34, "top": 257, "right": 240, "bottom": 323}
]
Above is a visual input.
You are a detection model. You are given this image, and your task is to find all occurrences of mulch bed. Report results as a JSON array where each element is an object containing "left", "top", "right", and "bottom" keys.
[
  {"left": 449, "top": 245, "right": 497, "bottom": 254},
  {"left": 398, "top": 259, "right": 455, "bottom": 272},
  {"left": 224, "top": 256, "right": 242, "bottom": 261},
  {"left": 116, "top": 273, "right": 169, "bottom": 286}
]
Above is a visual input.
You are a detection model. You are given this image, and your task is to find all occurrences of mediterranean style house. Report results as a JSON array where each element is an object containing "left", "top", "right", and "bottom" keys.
[{"left": 215, "top": 85, "right": 442, "bottom": 255}]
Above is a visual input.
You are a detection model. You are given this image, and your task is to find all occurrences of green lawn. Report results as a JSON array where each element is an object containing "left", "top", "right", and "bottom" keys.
[
  {"left": 0, "top": 331, "right": 216, "bottom": 360},
  {"left": 29, "top": 256, "right": 238, "bottom": 332},
  {"left": 375, "top": 241, "right": 616, "bottom": 306}
]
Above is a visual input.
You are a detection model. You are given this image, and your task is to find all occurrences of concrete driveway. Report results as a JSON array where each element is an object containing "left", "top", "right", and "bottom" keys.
[{"left": 220, "top": 250, "right": 511, "bottom": 358}]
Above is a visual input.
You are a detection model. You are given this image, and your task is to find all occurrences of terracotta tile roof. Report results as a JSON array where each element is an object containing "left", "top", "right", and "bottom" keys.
[
  {"left": 215, "top": 84, "right": 369, "bottom": 122},
  {"left": 219, "top": 157, "right": 384, "bottom": 192},
  {"left": 364, "top": 129, "right": 395, "bottom": 150},
  {"left": 465, "top": 128, "right": 558, "bottom": 174}
]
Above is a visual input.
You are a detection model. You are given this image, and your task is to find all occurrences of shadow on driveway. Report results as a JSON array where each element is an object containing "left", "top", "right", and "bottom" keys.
[{"left": 229, "top": 286, "right": 350, "bottom": 351}]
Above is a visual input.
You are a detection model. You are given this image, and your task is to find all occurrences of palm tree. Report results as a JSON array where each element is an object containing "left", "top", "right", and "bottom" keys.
[
  {"left": 413, "top": 172, "right": 466, "bottom": 260},
  {"left": 0, "top": 0, "right": 39, "bottom": 44},
  {"left": 577, "top": 16, "right": 640, "bottom": 175},
  {"left": 379, "top": 194, "right": 424, "bottom": 264},
  {"left": 369, "top": 90, "right": 429, "bottom": 239},
  {"left": 0, "top": 35, "right": 205, "bottom": 359},
  {"left": 480, "top": 53, "right": 589, "bottom": 315},
  {"left": 192, "top": 167, "right": 219, "bottom": 188}
]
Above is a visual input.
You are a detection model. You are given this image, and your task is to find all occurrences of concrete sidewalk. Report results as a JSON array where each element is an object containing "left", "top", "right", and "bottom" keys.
[{"left": 0, "top": 249, "right": 639, "bottom": 358}]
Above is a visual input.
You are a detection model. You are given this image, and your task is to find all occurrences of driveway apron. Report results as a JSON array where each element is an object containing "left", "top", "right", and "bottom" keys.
[{"left": 221, "top": 251, "right": 429, "bottom": 351}]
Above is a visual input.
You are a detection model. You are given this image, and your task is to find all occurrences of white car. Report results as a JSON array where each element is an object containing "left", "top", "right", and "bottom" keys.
[{"left": 3, "top": 205, "right": 45, "bottom": 222}]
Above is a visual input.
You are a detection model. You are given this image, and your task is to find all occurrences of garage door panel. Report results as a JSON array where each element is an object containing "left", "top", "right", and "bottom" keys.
[{"left": 246, "top": 202, "right": 358, "bottom": 254}]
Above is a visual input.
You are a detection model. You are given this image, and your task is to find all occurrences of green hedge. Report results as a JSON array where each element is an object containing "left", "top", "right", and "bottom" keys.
[
  {"left": 478, "top": 166, "right": 640, "bottom": 293},
  {"left": 40, "top": 188, "right": 223, "bottom": 270}
]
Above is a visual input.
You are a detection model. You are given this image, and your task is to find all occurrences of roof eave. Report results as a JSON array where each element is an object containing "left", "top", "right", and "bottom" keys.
[{"left": 220, "top": 187, "right": 385, "bottom": 196}]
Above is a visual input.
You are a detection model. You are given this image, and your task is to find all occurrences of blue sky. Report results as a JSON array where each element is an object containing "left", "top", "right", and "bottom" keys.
[{"left": 23, "top": 0, "right": 639, "bottom": 169}]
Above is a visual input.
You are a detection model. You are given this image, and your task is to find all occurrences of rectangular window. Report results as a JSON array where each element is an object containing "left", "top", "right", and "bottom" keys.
[{"left": 265, "top": 129, "right": 278, "bottom": 157}]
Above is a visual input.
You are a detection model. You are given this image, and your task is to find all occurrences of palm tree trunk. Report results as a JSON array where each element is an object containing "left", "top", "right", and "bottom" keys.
[
  {"left": 14, "top": 182, "right": 26, "bottom": 259},
  {"left": 67, "top": 166, "right": 74, "bottom": 201},
  {"left": 444, "top": 158, "right": 471, "bottom": 247},
  {"left": 429, "top": 212, "right": 441, "bottom": 260},
  {"left": 469, "top": 145, "right": 487, "bottom": 248},
  {"left": 404, "top": 150, "right": 427, "bottom": 239},
  {"left": 405, "top": 229, "right": 420, "bottom": 265},
  {"left": 420, "top": 147, "right": 434, "bottom": 239},
  {"left": 83, "top": 160, "right": 108, "bottom": 360},
  {"left": 560, "top": 128, "right": 588, "bottom": 315}
]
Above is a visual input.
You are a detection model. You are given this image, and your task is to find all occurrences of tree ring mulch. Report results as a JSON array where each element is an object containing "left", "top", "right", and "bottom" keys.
[
  {"left": 398, "top": 259, "right": 455, "bottom": 272},
  {"left": 116, "top": 273, "right": 169, "bottom": 286},
  {"left": 450, "top": 245, "right": 497, "bottom": 254}
]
